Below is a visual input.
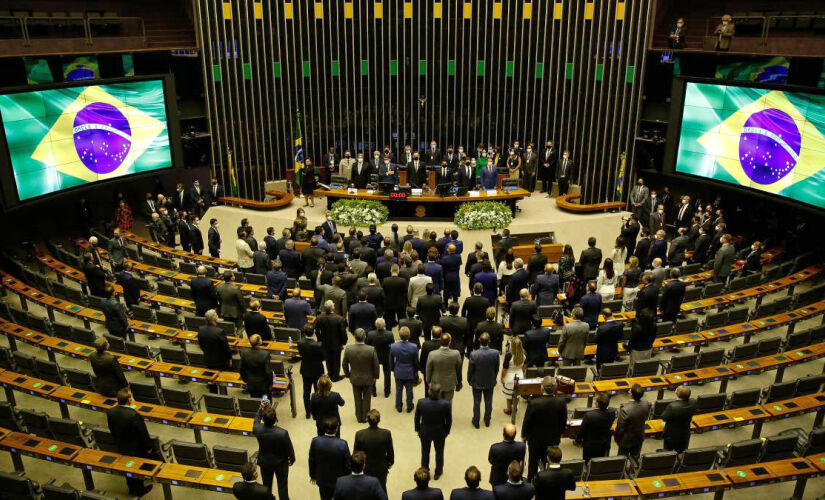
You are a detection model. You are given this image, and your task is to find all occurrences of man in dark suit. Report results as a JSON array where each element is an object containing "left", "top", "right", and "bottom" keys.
[
  {"left": 488, "top": 424, "right": 526, "bottom": 487},
  {"left": 523, "top": 316, "right": 550, "bottom": 368},
  {"left": 634, "top": 229, "right": 651, "bottom": 269},
  {"left": 691, "top": 226, "right": 711, "bottom": 264},
  {"left": 475, "top": 307, "right": 504, "bottom": 352},
  {"left": 521, "top": 377, "right": 568, "bottom": 481},
  {"left": 406, "top": 154, "right": 426, "bottom": 188},
  {"left": 188, "top": 216, "right": 204, "bottom": 254},
  {"left": 614, "top": 384, "right": 652, "bottom": 460},
  {"left": 189, "top": 179, "right": 206, "bottom": 217},
  {"left": 107, "top": 228, "right": 127, "bottom": 272},
  {"left": 190, "top": 266, "right": 218, "bottom": 316},
  {"left": 101, "top": 285, "right": 129, "bottom": 339},
  {"left": 402, "top": 468, "right": 443, "bottom": 500},
  {"left": 253, "top": 246, "right": 271, "bottom": 275},
  {"left": 493, "top": 461, "right": 534, "bottom": 500},
  {"left": 556, "top": 150, "right": 574, "bottom": 196},
  {"left": 629, "top": 178, "right": 650, "bottom": 227},
  {"left": 349, "top": 290, "right": 378, "bottom": 333},
  {"left": 367, "top": 318, "right": 395, "bottom": 398},
  {"left": 263, "top": 227, "right": 279, "bottom": 260},
  {"left": 177, "top": 212, "right": 192, "bottom": 252},
  {"left": 279, "top": 240, "right": 303, "bottom": 279},
  {"left": 243, "top": 300, "right": 272, "bottom": 341},
  {"left": 650, "top": 204, "right": 666, "bottom": 235},
  {"left": 334, "top": 451, "right": 387, "bottom": 500},
  {"left": 441, "top": 244, "right": 463, "bottom": 303},
  {"left": 669, "top": 17, "right": 687, "bottom": 48},
  {"left": 198, "top": 309, "right": 232, "bottom": 392},
  {"left": 438, "top": 301, "right": 470, "bottom": 359},
  {"left": 713, "top": 234, "right": 736, "bottom": 283},
  {"left": 506, "top": 260, "right": 530, "bottom": 305},
  {"left": 620, "top": 214, "right": 641, "bottom": 259},
  {"left": 217, "top": 271, "right": 245, "bottom": 324},
  {"left": 321, "top": 210, "right": 339, "bottom": 244},
  {"left": 298, "top": 325, "right": 326, "bottom": 417},
  {"left": 114, "top": 263, "right": 141, "bottom": 309},
  {"left": 233, "top": 461, "right": 274, "bottom": 500},
  {"left": 451, "top": 466, "right": 494, "bottom": 500},
  {"left": 309, "top": 418, "right": 352, "bottom": 500},
  {"left": 659, "top": 268, "right": 686, "bottom": 322},
  {"left": 266, "top": 260, "right": 288, "bottom": 300},
  {"left": 415, "top": 383, "right": 452, "bottom": 479},
  {"left": 208, "top": 177, "right": 224, "bottom": 207},
  {"left": 539, "top": 140, "right": 558, "bottom": 194},
  {"left": 532, "top": 264, "right": 559, "bottom": 306},
  {"left": 532, "top": 447, "right": 576, "bottom": 500},
  {"left": 579, "top": 282, "right": 602, "bottom": 330},
  {"left": 480, "top": 160, "right": 498, "bottom": 190},
  {"left": 468, "top": 333, "right": 500, "bottom": 428},
  {"left": 578, "top": 237, "right": 602, "bottom": 281},
  {"left": 253, "top": 402, "right": 295, "bottom": 499},
  {"left": 419, "top": 326, "right": 442, "bottom": 395},
  {"left": 399, "top": 307, "right": 424, "bottom": 347},
  {"left": 303, "top": 237, "right": 327, "bottom": 278},
  {"left": 82, "top": 253, "right": 107, "bottom": 298},
  {"left": 425, "top": 140, "right": 442, "bottom": 165},
  {"left": 456, "top": 160, "right": 476, "bottom": 189},
  {"left": 594, "top": 308, "right": 622, "bottom": 370},
  {"left": 526, "top": 245, "right": 547, "bottom": 284},
  {"left": 509, "top": 288, "right": 537, "bottom": 336},
  {"left": 662, "top": 386, "right": 698, "bottom": 453},
  {"left": 354, "top": 410, "right": 395, "bottom": 492},
  {"left": 239, "top": 334, "right": 272, "bottom": 398},
  {"left": 668, "top": 228, "right": 690, "bottom": 266},
  {"left": 351, "top": 153, "right": 372, "bottom": 188},
  {"left": 315, "top": 300, "right": 348, "bottom": 381},
  {"left": 106, "top": 389, "right": 155, "bottom": 497},
  {"left": 208, "top": 218, "right": 222, "bottom": 258},
  {"left": 417, "top": 283, "right": 445, "bottom": 342},
  {"left": 575, "top": 393, "right": 616, "bottom": 462},
  {"left": 635, "top": 273, "right": 659, "bottom": 315},
  {"left": 90, "top": 337, "right": 128, "bottom": 397},
  {"left": 461, "top": 283, "right": 490, "bottom": 349},
  {"left": 390, "top": 328, "right": 420, "bottom": 413},
  {"left": 436, "top": 161, "right": 454, "bottom": 187}
]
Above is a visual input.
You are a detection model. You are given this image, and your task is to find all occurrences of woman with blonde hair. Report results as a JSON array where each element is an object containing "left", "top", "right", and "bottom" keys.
[
  {"left": 501, "top": 336, "right": 526, "bottom": 415},
  {"left": 309, "top": 373, "right": 345, "bottom": 436},
  {"left": 292, "top": 207, "right": 308, "bottom": 242}
]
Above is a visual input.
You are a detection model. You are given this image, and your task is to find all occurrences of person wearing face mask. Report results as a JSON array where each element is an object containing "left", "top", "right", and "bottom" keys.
[
  {"left": 709, "top": 222, "right": 726, "bottom": 256},
  {"left": 540, "top": 140, "right": 557, "bottom": 194},
  {"left": 189, "top": 215, "right": 204, "bottom": 255},
  {"left": 742, "top": 241, "right": 764, "bottom": 276},
  {"left": 457, "top": 158, "right": 476, "bottom": 189},
  {"left": 400, "top": 144, "right": 414, "bottom": 166},
  {"left": 714, "top": 14, "right": 735, "bottom": 51},
  {"left": 445, "top": 146, "right": 459, "bottom": 169},
  {"left": 382, "top": 144, "right": 395, "bottom": 163},
  {"left": 208, "top": 177, "right": 223, "bottom": 207},
  {"left": 713, "top": 234, "right": 735, "bottom": 283},
  {"left": 370, "top": 150, "right": 383, "bottom": 172},
  {"left": 190, "top": 180, "right": 205, "bottom": 218},
  {"left": 650, "top": 204, "right": 666, "bottom": 235},
  {"left": 669, "top": 17, "right": 686, "bottom": 49},
  {"left": 506, "top": 149, "right": 522, "bottom": 181},
  {"left": 339, "top": 149, "right": 356, "bottom": 180},
  {"left": 511, "top": 140, "right": 523, "bottom": 156},
  {"left": 522, "top": 143, "right": 538, "bottom": 192},
  {"left": 480, "top": 152, "right": 498, "bottom": 190},
  {"left": 324, "top": 146, "right": 338, "bottom": 177},
  {"left": 300, "top": 158, "right": 317, "bottom": 208},
  {"left": 425, "top": 140, "right": 442, "bottom": 165},
  {"left": 378, "top": 155, "right": 398, "bottom": 186},
  {"left": 322, "top": 210, "right": 340, "bottom": 244},
  {"left": 406, "top": 153, "right": 426, "bottom": 189},
  {"left": 352, "top": 153, "right": 371, "bottom": 189},
  {"left": 208, "top": 218, "right": 221, "bottom": 258},
  {"left": 293, "top": 208, "right": 309, "bottom": 242},
  {"left": 436, "top": 160, "right": 454, "bottom": 187},
  {"left": 556, "top": 150, "right": 574, "bottom": 196},
  {"left": 629, "top": 178, "right": 650, "bottom": 227}
]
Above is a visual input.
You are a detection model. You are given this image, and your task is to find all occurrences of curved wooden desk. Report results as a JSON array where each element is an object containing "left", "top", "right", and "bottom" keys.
[
  {"left": 218, "top": 190, "right": 294, "bottom": 211},
  {"left": 556, "top": 193, "right": 625, "bottom": 213}
]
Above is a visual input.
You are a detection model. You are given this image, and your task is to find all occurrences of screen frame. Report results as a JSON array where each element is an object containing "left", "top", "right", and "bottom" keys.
[
  {"left": 664, "top": 76, "right": 825, "bottom": 213},
  {"left": 0, "top": 74, "right": 182, "bottom": 209}
]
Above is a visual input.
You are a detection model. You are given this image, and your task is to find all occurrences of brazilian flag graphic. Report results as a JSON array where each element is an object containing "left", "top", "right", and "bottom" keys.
[{"left": 63, "top": 56, "right": 99, "bottom": 81}]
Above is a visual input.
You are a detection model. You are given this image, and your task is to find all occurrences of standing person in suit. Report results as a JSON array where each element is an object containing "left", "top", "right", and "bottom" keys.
[
  {"left": 451, "top": 466, "right": 494, "bottom": 500},
  {"left": 456, "top": 159, "right": 476, "bottom": 189},
  {"left": 614, "top": 384, "right": 651, "bottom": 460},
  {"left": 578, "top": 284, "right": 602, "bottom": 330},
  {"left": 521, "top": 143, "right": 538, "bottom": 192},
  {"left": 284, "top": 288, "right": 312, "bottom": 330},
  {"left": 239, "top": 334, "right": 272, "bottom": 398},
  {"left": 475, "top": 307, "right": 504, "bottom": 352},
  {"left": 436, "top": 160, "right": 454, "bottom": 187},
  {"left": 481, "top": 156, "right": 498, "bottom": 190},
  {"left": 354, "top": 410, "right": 395, "bottom": 492},
  {"left": 649, "top": 204, "right": 666, "bottom": 235},
  {"left": 378, "top": 155, "right": 399, "bottom": 186},
  {"left": 253, "top": 401, "right": 295, "bottom": 500},
  {"left": 521, "top": 377, "right": 567, "bottom": 481},
  {"left": 532, "top": 264, "right": 559, "bottom": 306},
  {"left": 527, "top": 245, "right": 548, "bottom": 284},
  {"left": 310, "top": 374, "right": 346, "bottom": 436},
  {"left": 208, "top": 177, "right": 224, "bottom": 207},
  {"left": 244, "top": 300, "right": 272, "bottom": 341},
  {"left": 217, "top": 271, "right": 245, "bottom": 325},
  {"left": 523, "top": 316, "right": 550, "bottom": 368},
  {"left": 309, "top": 418, "right": 351, "bottom": 500},
  {"left": 350, "top": 291, "right": 379, "bottom": 335},
  {"left": 338, "top": 150, "right": 356, "bottom": 181},
  {"left": 263, "top": 227, "right": 279, "bottom": 260},
  {"left": 351, "top": 153, "right": 371, "bottom": 189},
  {"left": 556, "top": 150, "right": 574, "bottom": 196},
  {"left": 89, "top": 337, "right": 128, "bottom": 397},
  {"left": 505, "top": 260, "right": 530, "bottom": 306},
  {"left": 634, "top": 272, "right": 659, "bottom": 315},
  {"left": 189, "top": 216, "right": 204, "bottom": 254},
  {"left": 415, "top": 383, "right": 453, "bottom": 479},
  {"left": 417, "top": 283, "right": 445, "bottom": 342},
  {"left": 426, "top": 334, "right": 463, "bottom": 402},
  {"left": 82, "top": 253, "right": 107, "bottom": 298},
  {"left": 668, "top": 228, "right": 690, "bottom": 266},
  {"left": 594, "top": 308, "right": 622, "bottom": 370},
  {"left": 509, "top": 289, "right": 537, "bottom": 336},
  {"left": 266, "top": 260, "right": 288, "bottom": 300},
  {"left": 400, "top": 307, "right": 425, "bottom": 347},
  {"left": 620, "top": 214, "right": 641, "bottom": 259},
  {"left": 382, "top": 265, "right": 408, "bottom": 328},
  {"left": 540, "top": 140, "right": 558, "bottom": 194},
  {"left": 101, "top": 285, "right": 129, "bottom": 339},
  {"left": 408, "top": 265, "right": 434, "bottom": 308},
  {"left": 420, "top": 326, "right": 442, "bottom": 394},
  {"left": 390, "top": 327, "right": 420, "bottom": 413},
  {"left": 425, "top": 140, "right": 443, "bottom": 165},
  {"left": 629, "top": 178, "right": 650, "bottom": 226},
  {"left": 441, "top": 244, "right": 463, "bottom": 303},
  {"left": 439, "top": 301, "right": 469, "bottom": 358},
  {"left": 233, "top": 461, "right": 274, "bottom": 500},
  {"left": 208, "top": 218, "right": 222, "bottom": 258},
  {"left": 715, "top": 14, "right": 735, "bottom": 51},
  {"left": 279, "top": 241, "right": 303, "bottom": 280},
  {"left": 189, "top": 179, "right": 206, "bottom": 217},
  {"left": 298, "top": 325, "right": 326, "bottom": 418},
  {"left": 627, "top": 308, "right": 656, "bottom": 363},
  {"left": 578, "top": 237, "right": 602, "bottom": 282},
  {"left": 407, "top": 153, "right": 427, "bottom": 188},
  {"left": 575, "top": 393, "right": 616, "bottom": 461},
  {"left": 107, "top": 228, "right": 127, "bottom": 272},
  {"left": 659, "top": 268, "right": 686, "bottom": 322},
  {"left": 315, "top": 300, "right": 348, "bottom": 381},
  {"left": 402, "top": 468, "right": 444, "bottom": 500},
  {"left": 475, "top": 260, "right": 499, "bottom": 305},
  {"left": 488, "top": 424, "right": 526, "bottom": 487},
  {"left": 177, "top": 211, "right": 192, "bottom": 252},
  {"left": 114, "top": 262, "right": 141, "bottom": 309},
  {"left": 669, "top": 17, "right": 687, "bottom": 48},
  {"left": 493, "top": 461, "right": 534, "bottom": 500},
  {"left": 634, "top": 228, "right": 651, "bottom": 269},
  {"left": 252, "top": 244, "right": 271, "bottom": 275},
  {"left": 662, "top": 386, "right": 698, "bottom": 453},
  {"left": 367, "top": 318, "right": 395, "bottom": 398},
  {"left": 713, "top": 234, "right": 736, "bottom": 283},
  {"left": 462, "top": 283, "right": 491, "bottom": 346},
  {"left": 468, "top": 333, "right": 500, "bottom": 428},
  {"left": 334, "top": 451, "right": 387, "bottom": 500},
  {"left": 198, "top": 309, "right": 233, "bottom": 392},
  {"left": 343, "top": 329, "right": 380, "bottom": 423},
  {"left": 107, "top": 389, "right": 155, "bottom": 496},
  {"left": 532, "top": 447, "right": 576, "bottom": 500}
]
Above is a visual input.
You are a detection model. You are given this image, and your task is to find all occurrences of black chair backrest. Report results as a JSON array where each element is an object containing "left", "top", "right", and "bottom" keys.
[
  {"left": 727, "top": 306, "right": 749, "bottom": 324},
  {"left": 630, "top": 359, "right": 659, "bottom": 377},
  {"left": 49, "top": 417, "right": 88, "bottom": 447},
  {"left": 156, "top": 310, "right": 180, "bottom": 328},
  {"left": 212, "top": 445, "right": 249, "bottom": 471},
  {"left": 34, "top": 358, "right": 64, "bottom": 384},
  {"left": 586, "top": 455, "right": 626, "bottom": 480},
  {"left": 0, "top": 401, "right": 24, "bottom": 432},
  {"left": 556, "top": 365, "right": 587, "bottom": 382},
  {"left": 70, "top": 326, "right": 97, "bottom": 346},
  {"left": 761, "top": 434, "right": 797, "bottom": 462},
  {"left": 725, "top": 439, "right": 763, "bottom": 466},
  {"left": 656, "top": 321, "right": 674, "bottom": 336},
  {"left": 130, "top": 380, "right": 163, "bottom": 405},
  {"left": 237, "top": 396, "right": 263, "bottom": 418},
  {"left": 19, "top": 408, "right": 53, "bottom": 439},
  {"left": 795, "top": 374, "right": 825, "bottom": 396},
  {"left": 52, "top": 321, "right": 74, "bottom": 340},
  {"left": 727, "top": 388, "right": 761, "bottom": 409},
  {"left": 0, "top": 471, "right": 40, "bottom": 500},
  {"left": 678, "top": 446, "right": 720, "bottom": 472},
  {"left": 668, "top": 353, "right": 697, "bottom": 372},
  {"left": 764, "top": 381, "right": 796, "bottom": 402},
  {"left": 91, "top": 427, "right": 119, "bottom": 452},
  {"left": 674, "top": 317, "right": 698, "bottom": 334},
  {"left": 703, "top": 311, "right": 728, "bottom": 329},
  {"left": 161, "top": 387, "right": 197, "bottom": 410},
  {"left": 171, "top": 441, "right": 212, "bottom": 467},
  {"left": 805, "top": 427, "right": 825, "bottom": 456},
  {"left": 103, "top": 333, "right": 126, "bottom": 353},
  {"left": 43, "top": 482, "right": 80, "bottom": 500},
  {"left": 635, "top": 451, "right": 678, "bottom": 478},
  {"left": 125, "top": 340, "right": 152, "bottom": 358},
  {"left": 652, "top": 399, "right": 676, "bottom": 419},
  {"left": 696, "top": 393, "right": 726, "bottom": 414},
  {"left": 64, "top": 367, "right": 96, "bottom": 392},
  {"left": 756, "top": 337, "right": 782, "bottom": 356},
  {"left": 560, "top": 459, "right": 585, "bottom": 481},
  {"left": 12, "top": 351, "right": 37, "bottom": 376},
  {"left": 202, "top": 393, "right": 237, "bottom": 416},
  {"left": 697, "top": 347, "right": 725, "bottom": 368},
  {"left": 729, "top": 342, "right": 758, "bottom": 361},
  {"left": 598, "top": 362, "right": 629, "bottom": 380},
  {"left": 785, "top": 330, "right": 811, "bottom": 351},
  {"left": 160, "top": 346, "right": 187, "bottom": 364}
]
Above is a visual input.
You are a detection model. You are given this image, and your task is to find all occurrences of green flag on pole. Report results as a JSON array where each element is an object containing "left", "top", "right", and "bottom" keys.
[{"left": 294, "top": 111, "right": 305, "bottom": 186}]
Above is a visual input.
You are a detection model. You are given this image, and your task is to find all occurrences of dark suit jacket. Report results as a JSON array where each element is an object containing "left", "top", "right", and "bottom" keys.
[
  {"left": 659, "top": 280, "right": 686, "bottom": 318},
  {"left": 693, "top": 234, "right": 711, "bottom": 263},
  {"left": 102, "top": 297, "right": 128, "bottom": 334},
  {"left": 668, "top": 235, "right": 689, "bottom": 266},
  {"left": 450, "top": 487, "right": 494, "bottom": 500},
  {"left": 367, "top": 329, "right": 395, "bottom": 366},
  {"left": 308, "top": 435, "right": 351, "bottom": 487},
  {"left": 456, "top": 164, "right": 476, "bottom": 188},
  {"left": 523, "top": 328, "right": 550, "bottom": 367},
  {"left": 436, "top": 166, "right": 454, "bottom": 186},
  {"left": 415, "top": 397, "right": 452, "bottom": 440},
  {"left": 266, "top": 270, "right": 288, "bottom": 300},
  {"left": 493, "top": 482, "right": 535, "bottom": 500},
  {"left": 406, "top": 161, "right": 427, "bottom": 188},
  {"left": 595, "top": 320, "right": 622, "bottom": 365},
  {"left": 208, "top": 227, "right": 221, "bottom": 255},
  {"left": 533, "top": 467, "right": 576, "bottom": 500},
  {"left": 578, "top": 247, "right": 603, "bottom": 280},
  {"left": 403, "top": 487, "right": 445, "bottom": 500},
  {"left": 579, "top": 292, "right": 602, "bottom": 329},
  {"left": 243, "top": 311, "right": 272, "bottom": 341},
  {"left": 197, "top": 325, "right": 232, "bottom": 369},
  {"left": 527, "top": 254, "right": 548, "bottom": 283},
  {"left": 349, "top": 301, "right": 378, "bottom": 334},
  {"left": 363, "top": 283, "right": 386, "bottom": 316},
  {"left": 635, "top": 284, "right": 659, "bottom": 315},
  {"left": 351, "top": 162, "right": 372, "bottom": 188},
  {"left": 217, "top": 282, "right": 245, "bottom": 319},
  {"left": 509, "top": 299, "right": 537, "bottom": 336},
  {"left": 90, "top": 351, "right": 128, "bottom": 397},
  {"left": 253, "top": 251, "right": 271, "bottom": 275},
  {"left": 576, "top": 407, "right": 617, "bottom": 457},
  {"left": 284, "top": 297, "right": 312, "bottom": 330},
  {"left": 488, "top": 440, "right": 526, "bottom": 486},
  {"left": 106, "top": 405, "right": 152, "bottom": 457},
  {"left": 297, "top": 337, "right": 325, "bottom": 379},
  {"left": 335, "top": 474, "right": 387, "bottom": 500},
  {"left": 468, "top": 346, "right": 500, "bottom": 390},
  {"left": 522, "top": 395, "right": 567, "bottom": 446},
  {"left": 253, "top": 408, "right": 295, "bottom": 469},
  {"left": 533, "top": 273, "right": 559, "bottom": 306},
  {"left": 474, "top": 320, "right": 504, "bottom": 351},
  {"left": 662, "top": 398, "right": 698, "bottom": 451},
  {"left": 315, "top": 312, "right": 348, "bottom": 352},
  {"left": 506, "top": 269, "right": 530, "bottom": 304},
  {"left": 239, "top": 348, "right": 272, "bottom": 395},
  {"left": 233, "top": 480, "right": 274, "bottom": 500},
  {"left": 461, "top": 295, "right": 490, "bottom": 341},
  {"left": 191, "top": 276, "right": 218, "bottom": 314},
  {"left": 354, "top": 426, "right": 395, "bottom": 478},
  {"left": 417, "top": 294, "right": 445, "bottom": 333},
  {"left": 649, "top": 239, "right": 668, "bottom": 265},
  {"left": 84, "top": 263, "right": 107, "bottom": 297},
  {"left": 634, "top": 238, "right": 651, "bottom": 269},
  {"left": 419, "top": 340, "right": 440, "bottom": 376},
  {"left": 614, "top": 400, "right": 652, "bottom": 449},
  {"left": 382, "top": 276, "right": 409, "bottom": 312},
  {"left": 278, "top": 249, "right": 303, "bottom": 279},
  {"left": 439, "top": 314, "right": 469, "bottom": 352},
  {"left": 399, "top": 317, "right": 424, "bottom": 345}
]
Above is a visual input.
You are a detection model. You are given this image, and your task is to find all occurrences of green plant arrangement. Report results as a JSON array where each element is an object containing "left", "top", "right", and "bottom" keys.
[
  {"left": 454, "top": 201, "right": 513, "bottom": 230},
  {"left": 330, "top": 199, "right": 389, "bottom": 227}
]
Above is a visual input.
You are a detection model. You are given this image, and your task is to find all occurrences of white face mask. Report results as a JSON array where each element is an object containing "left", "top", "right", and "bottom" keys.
[
  {"left": 527, "top": 148, "right": 532, "bottom": 153},
  {"left": 722, "top": 21, "right": 728, "bottom": 26},
  {"left": 720, "top": 237, "right": 725, "bottom": 243},
  {"left": 431, "top": 144, "right": 436, "bottom": 149},
  {"left": 358, "top": 159, "right": 363, "bottom": 163},
  {"left": 677, "top": 23, "right": 683, "bottom": 27},
  {"left": 658, "top": 210, "right": 664, "bottom": 214},
  {"left": 563, "top": 155, "right": 569, "bottom": 160}
]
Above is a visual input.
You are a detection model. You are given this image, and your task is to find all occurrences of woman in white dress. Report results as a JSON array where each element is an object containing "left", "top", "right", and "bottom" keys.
[
  {"left": 611, "top": 236, "right": 627, "bottom": 276},
  {"left": 596, "top": 258, "right": 618, "bottom": 300},
  {"left": 501, "top": 336, "right": 526, "bottom": 416}
]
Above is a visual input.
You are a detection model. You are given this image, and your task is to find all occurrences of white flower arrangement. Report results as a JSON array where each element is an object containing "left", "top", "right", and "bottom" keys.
[
  {"left": 454, "top": 201, "right": 513, "bottom": 230},
  {"left": 330, "top": 199, "right": 390, "bottom": 227}
]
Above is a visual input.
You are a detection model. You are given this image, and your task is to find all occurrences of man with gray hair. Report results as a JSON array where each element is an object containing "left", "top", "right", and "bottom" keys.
[
  {"left": 319, "top": 275, "right": 347, "bottom": 316},
  {"left": 376, "top": 249, "right": 395, "bottom": 282},
  {"left": 367, "top": 318, "right": 395, "bottom": 398},
  {"left": 198, "top": 309, "right": 232, "bottom": 393},
  {"left": 190, "top": 265, "right": 217, "bottom": 316},
  {"left": 343, "top": 328, "right": 380, "bottom": 423},
  {"left": 521, "top": 376, "right": 567, "bottom": 481},
  {"left": 506, "top": 258, "right": 530, "bottom": 305},
  {"left": 315, "top": 299, "right": 348, "bottom": 381}
]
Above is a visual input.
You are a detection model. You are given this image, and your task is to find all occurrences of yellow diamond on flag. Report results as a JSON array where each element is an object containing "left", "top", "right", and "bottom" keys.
[
  {"left": 696, "top": 90, "right": 825, "bottom": 194},
  {"left": 31, "top": 85, "right": 166, "bottom": 183}
]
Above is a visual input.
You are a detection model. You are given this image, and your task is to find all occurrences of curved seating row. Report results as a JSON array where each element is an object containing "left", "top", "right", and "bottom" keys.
[
  {"left": 555, "top": 194, "right": 626, "bottom": 213},
  {"left": 217, "top": 190, "right": 294, "bottom": 211}
]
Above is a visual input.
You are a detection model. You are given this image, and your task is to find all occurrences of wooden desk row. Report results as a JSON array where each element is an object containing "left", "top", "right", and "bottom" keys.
[
  {"left": 122, "top": 231, "right": 238, "bottom": 269},
  {"left": 219, "top": 190, "right": 294, "bottom": 211},
  {"left": 555, "top": 194, "right": 625, "bottom": 213}
]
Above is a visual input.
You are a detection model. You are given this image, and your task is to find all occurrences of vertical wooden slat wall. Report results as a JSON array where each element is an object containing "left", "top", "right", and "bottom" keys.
[{"left": 196, "top": 0, "right": 650, "bottom": 203}]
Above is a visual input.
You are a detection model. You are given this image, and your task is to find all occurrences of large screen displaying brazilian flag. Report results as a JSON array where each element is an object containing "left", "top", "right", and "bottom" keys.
[
  {"left": 0, "top": 79, "right": 172, "bottom": 201},
  {"left": 675, "top": 81, "right": 825, "bottom": 210}
]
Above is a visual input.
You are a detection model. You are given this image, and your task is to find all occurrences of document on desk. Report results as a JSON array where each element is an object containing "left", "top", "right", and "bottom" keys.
[{"left": 468, "top": 190, "right": 480, "bottom": 197}]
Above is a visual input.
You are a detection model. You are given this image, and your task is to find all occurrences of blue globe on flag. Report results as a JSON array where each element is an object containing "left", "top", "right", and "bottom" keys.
[
  {"left": 738, "top": 108, "right": 800, "bottom": 185},
  {"left": 73, "top": 102, "right": 132, "bottom": 174}
]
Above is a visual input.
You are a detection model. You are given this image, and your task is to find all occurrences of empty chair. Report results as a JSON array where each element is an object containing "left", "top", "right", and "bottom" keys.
[
  {"left": 727, "top": 306, "right": 749, "bottom": 324},
  {"left": 103, "top": 333, "right": 126, "bottom": 353},
  {"left": 770, "top": 295, "right": 793, "bottom": 313},
  {"left": 793, "top": 427, "right": 825, "bottom": 456},
  {"left": 727, "top": 388, "right": 761, "bottom": 409},
  {"left": 217, "top": 320, "right": 236, "bottom": 336},
  {"left": 52, "top": 321, "right": 73, "bottom": 340},
  {"left": 763, "top": 381, "right": 796, "bottom": 403},
  {"left": 260, "top": 298, "right": 283, "bottom": 312},
  {"left": 794, "top": 284, "right": 825, "bottom": 307},
  {"left": 652, "top": 399, "right": 676, "bottom": 419},
  {"left": 125, "top": 340, "right": 158, "bottom": 360},
  {"left": 695, "top": 393, "right": 726, "bottom": 414},
  {"left": 630, "top": 359, "right": 659, "bottom": 377},
  {"left": 547, "top": 332, "right": 561, "bottom": 347},
  {"left": 655, "top": 321, "right": 674, "bottom": 336},
  {"left": 666, "top": 353, "right": 698, "bottom": 373},
  {"left": 213, "top": 445, "right": 250, "bottom": 472},
  {"left": 42, "top": 481, "right": 80, "bottom": 500},
  {"left": 161, "top": 387, "right": 198, "bottom": 410},
  {"left": 49, "top": 417, "right": 92, "bottom": 447},
  {"left": 556, "top": 365, "right": 587, "bottom": 382},
  {"left": 70, "top": 326, "right": 97, "bottom": 346},
  {"left": 681, "top": 263, "right": 702, "bottom": 276},
  {"left": 91, "top": 427, "right": 119, "bottom": 452},
  {"left": 795, "top": 374, "right": 825, "bottom": 396},
  {"left": 811, "top": 325, "right": 825, "bottom": 343},
  {"left": 155, "top": 310, "right": 180, "bottom": 329},
  {"left": 721, "top": 439, "right": 763, "bottom": 467},
  {"left": 761, "top": 266, "right": 781, "bottom": 283},
  {"left": 273, "top": 327, "right": 300, "bottom": 342},
  {"left": 179, "top": 261, "right": 198, "bottom": 274},
  {"left": 237, "top": 396, "right": 263, "bottom": 419},
  {"left": 19, "top": 408, "right": 54, "bottom": 439},
  {"left": 696, "top": 347, "right": 725, "bottom": 368},
  {"left": 130, "top": 304, "right": 155, "bottom": 322},
  {"left": 682, "top": 287, "right": 702, "bottom": 302},
  {"left": 674, "top": 317, "right": 698, "bottom": 334},
  {"left": 34, "top": 359, "right": 65, "bottom": 384},
  {"left": 25, "top": 312, "right": 50, "bottom": 333},
  {"left": 130, "top": 380, "right": 163, "bottom": 405},
  {"left": 245, "top": 273, "right": 266, "bottom": 285},
  {"left": 0, "top": 346, "right": 11, "bottom": 371},
  {"left": 594, "top": 361, "right": 628, "bottom": 381},
  {"left": 677, "top": 446, "right": 721, "bottom": 472},
  {"left": 168, "top": 440, "right": 213, "bottom": 467},
  {"left": 156, "top": 256, "right": 175, "bottom": 270},
  {"left": 761, "top": 434, "right": 797, "bottom": 462},
  {"left": 586, "top": 455, "right": 626, "bottom": 481},
  {"left": 0, "top": 401, "right": 24, "bottom": 432},
  {"left": 728, "top": 342, "right": 758, "bottom": 362},
  {"left": 703, "top": 311, "right": 728, "bottom": 329},
  {"left": 184, "top": 315, "right": 207, "bottom": 331},
  {"left": 744, "top": 273, "right": 762, "bottom": 288},
  {"left": 177, "top": 285, "right": 193, "bottom": 299},
  {"left": 12, "top": 351, "right": 38, "bottom": 376},
  {"left": 752, "top": 301, "right": 776, "bottom": 318},
  {"left": 603, "top": 300, "right": 622, "bottom": 314},
  {"left": 64, "top": 367, "right": 96, "bottom": 392},
  {"left": 633, "top": 451, "right": 678, "bottom": 478},
  {"left": 559, "top": 459, "right": 585, "bottom": 481},
  {"left": 702, "top": 282, "right": 725, "bottom": 298},
  {"left": 159, "top": 345, "right": 187, "bottom": 365},
  {"left": 0, "top": 471, "right": 41, "bottom": 500},
  {"left": 7, "top": 304, "right": 29, "bottom": 326},
  {"left": 86, "top": 295, "right": 106, "bottom": 311},
  {"left": 756, "top": 337, "right": 782, "bottom": 356},
  {"left": 156, "top": 280, "right": 177, "bottom": 296},
  {"left": 727, "top": 276, "right": 748, "bottom": 292},
  {"left": 64, "top": 286, "right": 86, "bottom": 304},
  {"left": 785, "top": 330, "right": 811, "bottom": 351},
  {"left": 201, "top": 393, "right": 237, "bottom": 416}
]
